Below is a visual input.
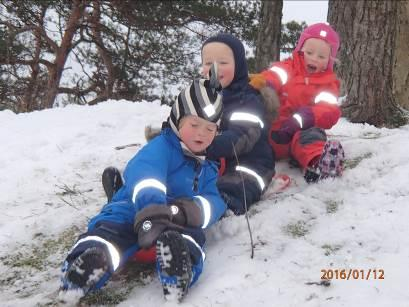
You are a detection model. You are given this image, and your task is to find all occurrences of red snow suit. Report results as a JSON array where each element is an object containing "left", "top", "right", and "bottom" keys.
[{"left": 261, "top": 51, "right": 341, "bottom": 169}]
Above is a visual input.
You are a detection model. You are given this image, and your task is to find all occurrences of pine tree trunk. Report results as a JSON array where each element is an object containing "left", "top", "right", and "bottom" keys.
[
  {"left": 254, "top": 0, "right": 283, "bottom": 72},
  {"left": 328, "top": 0, "right": 407, "bottom": 128},
  {"left": 88, "top": 0, "right": 115, "bottom": 105},
  {"left": 393, "top": 1, "right": 409, "bottom": 110},
  {"left": 20, "top": 31, "right": 42, "bottom": 113},
  {"left": 43, "top": 0, "right": 85, "bottom": 109}
]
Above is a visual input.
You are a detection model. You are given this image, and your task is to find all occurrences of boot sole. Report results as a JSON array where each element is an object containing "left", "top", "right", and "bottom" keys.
[
  {"left": 156, "top": 231, "right": 192, "bottom": 302},
  {"left": 64, "top": 247, "right": 109, "bottom": 293}
]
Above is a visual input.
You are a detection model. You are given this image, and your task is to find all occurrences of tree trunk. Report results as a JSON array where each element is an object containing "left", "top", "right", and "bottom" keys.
[
  {"left": 20, "top": 9, "right": 46, "bottom": 113},
  {"left": 87, "top": 0, "right": 116, "bottom": 105},
  {"left": 328, "top": 0, "right": 407, "bottom": 128},
  {"left": 254, "top": 0, "right": 283, "bottom": 72},
  {"left": 20, "top": 35, "right": 41, "bottom": 113},
  {"left": 393, "top": 1, "right": 409, "bottom": 110},
  {"left": 43, "top": 0, "right": 85, "bottom": 109}
]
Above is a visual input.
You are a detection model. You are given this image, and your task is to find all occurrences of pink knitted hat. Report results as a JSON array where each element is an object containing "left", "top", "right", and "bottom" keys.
[{"left": 294, "top": 22, "right": 340, "bottom": 70}]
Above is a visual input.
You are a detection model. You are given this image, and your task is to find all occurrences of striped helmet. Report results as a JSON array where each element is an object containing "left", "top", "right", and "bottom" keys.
[{"left": 169, "top": 64, "right": 223, "bottom": 136}]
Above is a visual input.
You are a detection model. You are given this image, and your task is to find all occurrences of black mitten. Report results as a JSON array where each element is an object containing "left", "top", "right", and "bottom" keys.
[
  {"left": 133, "top": 204, "right": 184, "bottom": 248},
  {"left": 172, "top": 198, "right": 203, "bottom": 228}
]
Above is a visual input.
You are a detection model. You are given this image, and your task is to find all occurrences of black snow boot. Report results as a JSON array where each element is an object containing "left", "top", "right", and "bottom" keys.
[
  {"left": 61, "top": 246, "right": 110, "bottom": 294},
  {"left": 102, "top": 166, "right": 123, "bottom": 202},
  {"left": 156, "top": 230, "right": 192, "bottom": 302}
]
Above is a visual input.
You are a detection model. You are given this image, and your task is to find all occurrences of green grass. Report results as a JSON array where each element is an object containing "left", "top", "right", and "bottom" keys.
[
  {"left": 321, "top": 244, "right": 342, "bottom": 256},
  {"left": 325, "top": 200, "right": 342, "bottom": 214},
  {"left": 344, "top": 152, "right": 373, "bottom": 169},
  {"left": 0, "top": 226, "right": 80, "bottom": 271},
  {"left": 283, "top": 221, "right": 309, "bottom": 238}
]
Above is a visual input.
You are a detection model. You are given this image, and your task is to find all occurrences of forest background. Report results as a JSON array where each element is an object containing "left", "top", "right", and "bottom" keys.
[{"left": 1, "top": 0, "right": 408, "bottom": 128}]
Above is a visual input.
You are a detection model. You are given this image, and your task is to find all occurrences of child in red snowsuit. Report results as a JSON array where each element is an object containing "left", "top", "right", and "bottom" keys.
[{"left": 251, "top": 22, "right": 345, "bottom": 182}]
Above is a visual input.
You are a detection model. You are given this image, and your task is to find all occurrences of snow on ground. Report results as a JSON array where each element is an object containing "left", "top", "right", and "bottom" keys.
[{"left": 1, "top": 100, "right": 409, "bottom": 307}]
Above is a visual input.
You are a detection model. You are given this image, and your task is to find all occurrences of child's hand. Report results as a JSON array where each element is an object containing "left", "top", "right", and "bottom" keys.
[
  {"left": 249, "top": 73, "right": 267, "bottom": 90},
  {"left": 271, "top": 107, "right": 315, "bottom": 144},
  {"left": 134, "top": 204, "right": 183, "bottom": 248},
  {"left": 271, "top": 116, "right": 301, "bottom": 144},
  {"left": 134, "top": 200, "right": 203, "bottom": 248},
  {"left": 171, "top": 198, "right": 203, "bottom": 228}
]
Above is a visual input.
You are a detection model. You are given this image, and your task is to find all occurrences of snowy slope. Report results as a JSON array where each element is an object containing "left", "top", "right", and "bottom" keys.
[{"left": 1, "top": 100, "right": 409, "bottom": 307}]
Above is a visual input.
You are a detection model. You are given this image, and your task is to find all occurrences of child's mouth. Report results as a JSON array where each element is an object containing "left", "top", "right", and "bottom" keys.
[{"left": 306, "top": 64, "right": 317, "bottom": 73}]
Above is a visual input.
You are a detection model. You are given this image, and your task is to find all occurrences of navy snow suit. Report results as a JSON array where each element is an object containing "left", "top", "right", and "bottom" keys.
[{"left": 204, "top": 34, "right": 275, "bottom": 214}]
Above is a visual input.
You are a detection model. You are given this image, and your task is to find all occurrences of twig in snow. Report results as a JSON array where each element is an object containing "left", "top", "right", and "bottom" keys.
[{"left": 115, "top": 143, "right": 141, "bottom": 150}]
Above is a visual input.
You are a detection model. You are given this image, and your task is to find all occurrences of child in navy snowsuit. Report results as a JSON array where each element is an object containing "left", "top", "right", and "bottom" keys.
[
  {"left": 61, "top": 74, "right": 226, "bottom": 302},
  {"left": 201, "top": 33, "right": 275, "bottom": 215}
]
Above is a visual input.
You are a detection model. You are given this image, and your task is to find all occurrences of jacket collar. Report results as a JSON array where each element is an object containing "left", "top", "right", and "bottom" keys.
[{"left": 163, "top": 128, "right": 206, "bottom": 163}]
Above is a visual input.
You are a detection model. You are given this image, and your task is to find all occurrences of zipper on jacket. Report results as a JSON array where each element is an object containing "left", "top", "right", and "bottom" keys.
[{"left": 193, "top": 161, "right": 202, "bottom": 192}]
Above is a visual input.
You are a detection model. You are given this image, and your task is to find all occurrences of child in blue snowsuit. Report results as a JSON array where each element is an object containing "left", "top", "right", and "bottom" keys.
[
  {"left": 61, "top": 74, "right": 226, "bottom": 302},
  {"left": 201, "top": 33, "right": 275, "bottom": 215}
]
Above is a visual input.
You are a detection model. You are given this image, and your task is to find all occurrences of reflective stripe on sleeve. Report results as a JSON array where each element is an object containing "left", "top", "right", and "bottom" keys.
[
  {"left": 230, "top": 112, "right": 264, "bottom": 128},
  {"left": 194, "top": 196, "right": 212, "bottom": 229},
  {"left": 235, "top": 165, "right": 265, "bottom": 191},
  {"left": 71, "top": 235, "right": 121, "bottom": 271},
  {"left": 314, "top": 92, "right": 338, "bottom": 104},
  {"left": 269, "top": 66, "right": 288, "bottom": 85},
  {"left": 132, "top": 178, "right": 167, "bottom": 204}
]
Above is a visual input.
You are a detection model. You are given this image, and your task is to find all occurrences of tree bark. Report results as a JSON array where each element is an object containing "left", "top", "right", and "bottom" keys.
[
  {"left": 19, "top": 35, "right": 41, "bottom": 112},
  {"left": 87, "top": 0, "right": 116, "bottom": 105},
  {"left": 19, "top": 7, "right": 47, "bottom": 113},
  {"left": 328, "top": 0, "right": 406, "bottom": 127},
  {"left": 393, "top": 1, "right": 409, "bottom": 110},
  {"left": 43, "top": 0, "right": 86, "bottom": 109},
  {"left": 254, "top": 0, "right": 283, "bottom": 72}
]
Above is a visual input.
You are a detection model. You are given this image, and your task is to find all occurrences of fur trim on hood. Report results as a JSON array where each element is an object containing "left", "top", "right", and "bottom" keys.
[
  {"left": 259, "top": 86, "right": 280, "bottom": 124},
  {"left": 144, "top": 125, "right": 162, "bottom": 142}
]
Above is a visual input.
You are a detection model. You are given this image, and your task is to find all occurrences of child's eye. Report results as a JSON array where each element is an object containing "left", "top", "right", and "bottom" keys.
[
  {"left": 206, "top": 124, "right": 217, "bottom": 132},
  {"left": 191, "top": 123, "right": 198, "bottom": 127}
]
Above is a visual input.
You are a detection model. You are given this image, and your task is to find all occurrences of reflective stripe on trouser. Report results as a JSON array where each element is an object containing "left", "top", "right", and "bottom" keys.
[
  {"left": 270, "top": 127, "right": 327, "bottom": 169},
  {"left": 63, "top": 221, "right": 141, "bottom": 290}
]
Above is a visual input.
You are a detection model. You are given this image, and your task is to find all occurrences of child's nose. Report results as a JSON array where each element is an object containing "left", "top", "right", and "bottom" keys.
[
  {"left": 311, "top": 55, "right": 319, "bottom": 63},
  {"left": 198, "top": 127, "right": 206, "bottom": 135}
]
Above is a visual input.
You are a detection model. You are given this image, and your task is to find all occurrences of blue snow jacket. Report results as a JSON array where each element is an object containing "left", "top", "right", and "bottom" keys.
[{"left": 88, "top": 128, "right": 226, "bottom": 230}]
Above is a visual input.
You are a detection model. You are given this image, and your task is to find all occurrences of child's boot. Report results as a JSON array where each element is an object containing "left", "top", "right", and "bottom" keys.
[
  {"left": 61, "top": 246, "right": 111, "bottom": 294},
  {"left": 304, "top": 140, "right": 345, "bottom": 183},
  {"left": 102, "top": 166, "right": 123, "bottom": 202},
  {"left": 156, "top": 230, "right": 192, "bottom": 302}
]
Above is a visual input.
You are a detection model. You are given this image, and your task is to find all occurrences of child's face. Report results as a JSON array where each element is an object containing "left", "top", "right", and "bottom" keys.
[
  {"left": 178, "top": 115, "right": 217, "bottom": 154},
  {"left": 301, "top": 38, "right": 331, "bottom": 74},
  {"left": 201, "top": 42, "right": 235, "bottom": 88}
]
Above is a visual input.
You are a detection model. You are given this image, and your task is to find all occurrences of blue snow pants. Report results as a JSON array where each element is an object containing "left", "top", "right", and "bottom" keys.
[{"left": 63, "top": 216, "right": 206, "bottom": 290}]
